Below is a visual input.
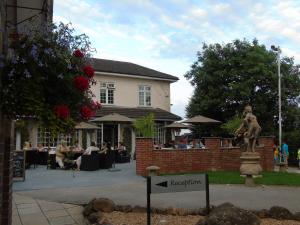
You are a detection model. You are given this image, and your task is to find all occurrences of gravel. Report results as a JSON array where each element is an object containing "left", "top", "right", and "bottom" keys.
[{"left": 103, "top": 212, "right": 300, "bottom": 225}]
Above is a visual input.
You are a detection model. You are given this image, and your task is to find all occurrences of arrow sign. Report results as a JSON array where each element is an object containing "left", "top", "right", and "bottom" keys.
[
  {"left": 151, "top": 174, "right": 206, "bottom": 193},
  {"left": 156, "top": 181, "right": 168, "bottom": 188}
]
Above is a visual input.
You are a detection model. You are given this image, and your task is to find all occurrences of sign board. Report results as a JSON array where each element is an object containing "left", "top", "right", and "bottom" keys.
[
  {"left": 146, "top": 174, "right": 209, "bottom": 225},
  {"left": 13, "top": 151, "right": 25, "bottom": 181},
  {"left": 151, "top": 174, "right": 206, "bottom": 193}
]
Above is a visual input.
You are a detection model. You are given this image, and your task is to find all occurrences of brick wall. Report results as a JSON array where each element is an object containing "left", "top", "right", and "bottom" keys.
[
  {"left": 0, "top": 116, "right": 14, "bottom": 225},
  {"left": 136, "top": 137, "right": 274, "bottom": 176}
]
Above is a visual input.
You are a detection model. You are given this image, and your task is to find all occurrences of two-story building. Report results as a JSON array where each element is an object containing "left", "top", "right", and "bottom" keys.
[{"left": 89, "top": 58, "right": 181, "bottom": 155}]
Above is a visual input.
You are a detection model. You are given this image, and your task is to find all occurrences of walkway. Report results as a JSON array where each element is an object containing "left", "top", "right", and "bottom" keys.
[
  {"left": 12, "top": 194, "right": 88, "bottom": 225},
  {"left": 13, "top": 162, "right": 300, "bottom": 213}
]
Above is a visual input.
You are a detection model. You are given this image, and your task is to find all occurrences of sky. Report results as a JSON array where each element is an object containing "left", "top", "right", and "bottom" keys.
[{"left": 54, "top": 0, "right": 300, "bottom": 119}]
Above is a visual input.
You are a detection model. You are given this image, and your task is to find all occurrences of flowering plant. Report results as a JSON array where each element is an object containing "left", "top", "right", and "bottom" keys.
[{"left": 1, "top": 23, "right": 101, "bottom": 133}]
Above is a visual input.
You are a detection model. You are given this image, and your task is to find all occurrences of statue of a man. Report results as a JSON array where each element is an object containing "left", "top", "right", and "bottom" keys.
[{"left": 235, "top": 106, "right": 261, "bottom": 152}]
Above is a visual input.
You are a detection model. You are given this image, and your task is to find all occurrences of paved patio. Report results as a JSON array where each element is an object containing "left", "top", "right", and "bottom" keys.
[
  {"left": 13, "top": 162, "right": 300, "bottom": 213},
  {"left": 12, "top": 194, "right": 88, "bottom": 225}
]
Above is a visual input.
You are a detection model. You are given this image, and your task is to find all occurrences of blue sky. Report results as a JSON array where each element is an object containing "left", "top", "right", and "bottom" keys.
[{"left": 54, "top": 0, "right": 300, "bottom": 118}]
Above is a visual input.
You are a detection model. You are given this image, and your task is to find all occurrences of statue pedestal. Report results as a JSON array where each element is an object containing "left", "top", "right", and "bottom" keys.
[{"left": 240, "top": 152, "right": 262, "bottom": 186}]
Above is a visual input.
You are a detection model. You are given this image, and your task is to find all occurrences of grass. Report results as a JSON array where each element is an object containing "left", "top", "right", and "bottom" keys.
[{"left": 162, "top": 170, "right": 300, "bottom": 186}]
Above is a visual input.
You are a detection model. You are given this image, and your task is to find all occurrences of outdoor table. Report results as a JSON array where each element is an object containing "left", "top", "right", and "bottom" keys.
[
  {"left": 37, "top": 151, "right": 48, "bottom": 165},
  {"left": 25, "top": 149, "right": 39, "bottom": 169}
]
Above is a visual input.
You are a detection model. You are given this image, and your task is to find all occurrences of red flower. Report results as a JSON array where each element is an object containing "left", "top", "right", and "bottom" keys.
[
  {"left": 83, "top": 65, "right": 95, "bottom": 78},
  {"left": 54, "top": 105, "right": 70, "bottom": 120},
  {"left": 74, "top": 76, "right": 89, "bottom": 91},
  {"left": 91, "top": 100, "right": 102, "bottom": 110},
  {"left": 73, "top": 49, "right": 84, "bottom": 58},
  {"left": 80, "top": 105, "right": 95, "bottom": 120}
]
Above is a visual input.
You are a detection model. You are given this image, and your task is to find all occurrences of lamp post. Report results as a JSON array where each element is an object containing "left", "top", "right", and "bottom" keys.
[{"left": 271, "top": 45, "right": 282, "bottom": 151}]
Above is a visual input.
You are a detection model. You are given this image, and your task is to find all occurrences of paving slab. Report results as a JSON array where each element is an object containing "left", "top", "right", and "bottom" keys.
[
  {"left": 44, "top": 209, "right": 70, "bottom": 219},
  {"left": 49, "top": 215, "right": 76, "bottom": 225},
  {"left": 12, "top": 194, "right": 87, "bottom": 225}
]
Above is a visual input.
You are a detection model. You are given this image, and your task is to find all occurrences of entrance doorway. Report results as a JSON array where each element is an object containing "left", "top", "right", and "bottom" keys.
[{"left": 103, "top": 124, "right": 118, "bottom": 148}]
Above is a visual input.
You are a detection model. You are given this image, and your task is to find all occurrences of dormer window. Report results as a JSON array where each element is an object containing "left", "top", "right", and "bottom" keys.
[
  {"left": 139, "top": 85, "right": 151, "bottom": 106},
  {"left": 100, "top": 82, "right": 115, "bottom": 104}
]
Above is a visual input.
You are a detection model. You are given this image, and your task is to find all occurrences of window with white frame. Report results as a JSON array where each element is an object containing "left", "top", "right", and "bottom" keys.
[
  {"left": 139, "top": 85, "right": 151, "bottom": 106},
  {"left": 154, "top": 123, "right": 165, "bottom": 145},
  {"left": 100, "top": 82, "right": 115, "bottom": 104},
  {"left": 37, "top": 128, "right": 72, "bottom": 147}
]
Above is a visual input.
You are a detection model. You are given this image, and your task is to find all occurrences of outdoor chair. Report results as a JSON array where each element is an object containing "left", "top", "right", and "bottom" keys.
[
  {"left": 115, "top": 151, "right": 130, "bottom": 163},
  {"left": 99, "top": 151, "right": 113, "bottom": 169},
  {"left": 80, "top": 152, "right": 100, "bottom": 171}
]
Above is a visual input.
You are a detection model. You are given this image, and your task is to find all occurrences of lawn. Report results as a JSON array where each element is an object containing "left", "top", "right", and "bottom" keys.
[{"left": 163, "top": 170, "right": 300, "bottom": 186}]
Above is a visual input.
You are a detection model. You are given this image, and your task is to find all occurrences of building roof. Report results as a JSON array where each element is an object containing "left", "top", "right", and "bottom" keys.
[
  {"left": 91, "top": 58, "right": 179, "bottom": 82},
  {"left": 94, "top": 106, "right": 181, "bottom": 121},
  {"left": 75, "top": 122, "right": 100, "bottom": 129}
]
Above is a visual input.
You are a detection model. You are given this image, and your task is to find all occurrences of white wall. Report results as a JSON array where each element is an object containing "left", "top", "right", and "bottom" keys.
[{"left": 91, "top": 73, "right": 172, "bottom": 111}]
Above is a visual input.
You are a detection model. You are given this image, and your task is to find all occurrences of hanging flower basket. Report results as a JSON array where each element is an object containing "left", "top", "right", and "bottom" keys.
[{"left": 1, "top": 23, "right": 101, "bottom": 133}]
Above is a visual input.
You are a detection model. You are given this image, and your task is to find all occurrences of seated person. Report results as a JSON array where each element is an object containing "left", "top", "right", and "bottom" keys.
[
  {"left": 117, "top": 142, "right": 127, "bottom": 156},
  {"left": 99, "top": 142, "right": 109, "bottom": 154},
  {"left": 23, "top": 141, "right": 32, "bottom": 150},
  {"left": 75, "top": 141, "right": 99, "bottom": 170},
  {"left": 164, "top": 140, "right": 175, "bottom": 148},
  {"left": 56, "top": 140, "right": 70, "bottom": 169},
  {"left": 178, "top": 139, "right": 187, "bottom": 149},
  {"left": 195, "top": 140, "right": 205, "bottom": 149},
  {"left": 37, "top": 143, "right": 46, "bottom": 152},
  {"left": 73, "top": 141, "right": 83, "bottom": 152}
]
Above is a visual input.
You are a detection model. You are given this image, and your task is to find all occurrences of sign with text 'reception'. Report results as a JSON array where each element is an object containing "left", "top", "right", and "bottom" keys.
[{"left": 151, "top": 174, "right": 206, "bottom": 194}]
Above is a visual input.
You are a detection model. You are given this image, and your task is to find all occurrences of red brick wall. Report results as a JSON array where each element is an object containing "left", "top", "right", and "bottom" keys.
[
  {"left": 0, "top": 116, "right": 14, "bottom": 225},
  {"left": 136, "top": 137, "right": 274, "bottom": 176}
]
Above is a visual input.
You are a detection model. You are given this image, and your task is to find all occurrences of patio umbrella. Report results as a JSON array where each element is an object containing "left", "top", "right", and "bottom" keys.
[
  {"left": 182, "top": 115, "right": 221, "bottom": 124},
  {"left": 75, "top": 122, "right": 100, "bottom": 129},
  {"left": 165, "top": 122, "right": 190, "bottom": 141},
  {"left": 164, "top": 122, "right": 190, "bottom": 128},
  {"left": 90, "top": 113, "right": 135, "bottom": 122}
]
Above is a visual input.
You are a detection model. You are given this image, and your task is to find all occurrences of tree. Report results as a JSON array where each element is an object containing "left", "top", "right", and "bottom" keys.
[{"left": 185, "top": 39, "right": 300, "bottom": 139}]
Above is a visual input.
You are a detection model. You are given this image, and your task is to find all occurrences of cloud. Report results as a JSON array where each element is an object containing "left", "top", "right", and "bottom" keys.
[
  {"left": 212, "top": 3, "right": 231, "bottom": 14},
  {"left": 54, "top": 0, "right": 300, "bottom": 118}
]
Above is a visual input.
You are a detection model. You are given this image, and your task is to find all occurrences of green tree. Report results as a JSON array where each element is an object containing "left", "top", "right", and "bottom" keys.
[{"left": 185, "top": 39, "right": 300, "bottom": 139}]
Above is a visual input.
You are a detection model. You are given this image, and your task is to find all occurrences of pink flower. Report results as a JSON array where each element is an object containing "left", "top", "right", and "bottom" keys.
[
  {"left": 83, "top": 65, "right": 95, "bottom": 78},
  {"left": 73, "top": 49, "right": 84, "bottom": 58},
  {"left": 80, "top": 105, "right": 95, "bottom": 120},
  {"left": 54, "top": 105, "right": 70, "bottom": 120},
  {"left": 74, "top": 76, "right": 89, "bottom": 91}
]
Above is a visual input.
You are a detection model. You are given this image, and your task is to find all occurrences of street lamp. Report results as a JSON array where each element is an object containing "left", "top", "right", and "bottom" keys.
[{"left": 271, "top": 45, "right": 282, "bottom": 151}]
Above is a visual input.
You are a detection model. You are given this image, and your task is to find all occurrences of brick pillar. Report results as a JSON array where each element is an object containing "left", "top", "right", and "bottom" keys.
[
  {"left": 0, "top": 116, "right": 14, "bottom": 225},
  {"left": 204, "top": 137, "right": 221, "bottom": 171},
  {"left": 135, "top": 138, "right": 153, "bottom": 176},
  {"left": 259, "top": 136, "right": 275, "bottom": 171}
]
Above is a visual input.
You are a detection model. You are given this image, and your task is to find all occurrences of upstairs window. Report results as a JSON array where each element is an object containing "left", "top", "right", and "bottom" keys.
[
  {"left": 100, "top": 82, "right": 115, "bottom": 104},
  {"left": 139, "top": 85, "right": 151, "bottom": 106}
]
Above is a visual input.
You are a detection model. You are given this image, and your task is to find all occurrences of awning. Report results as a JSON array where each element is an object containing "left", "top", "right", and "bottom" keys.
[
  {"left": 90, "top": 113, "right": 135, "bottom": 122},
  {"left": 183, "top": 115, "right": 221, "bottom": 124},
  {"left": 75, "top": 122, "right": 100, "bottom": 129}
]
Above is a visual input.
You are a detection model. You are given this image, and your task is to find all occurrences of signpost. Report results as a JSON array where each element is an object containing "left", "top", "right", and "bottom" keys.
[{"left": 146, "top": 174, "right": 209, "bottom": 225}]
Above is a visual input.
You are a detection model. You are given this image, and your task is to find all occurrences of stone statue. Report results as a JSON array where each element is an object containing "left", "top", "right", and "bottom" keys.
[{"left": 235, "top": 105, "right": 261, "bottom": 152}]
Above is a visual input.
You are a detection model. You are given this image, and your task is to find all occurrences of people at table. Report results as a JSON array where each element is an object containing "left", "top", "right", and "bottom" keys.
[
  {"left": 56, "top": 140, "right": 70, "bottom": 169},
  {"left": 75, "top": 141, "right": 99, "bottom": 170},
  {"left": 73, "top": 141, "right": 83, "bottom": 152},
  {"left": 99, "top": 142, "right": 109, "bottom": 154},
  {"left": 37, "top": 143, "right": 46, "bottom": 152},
  {"left": 116, "top": 142, "right": 127, "bottom": 156}
]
